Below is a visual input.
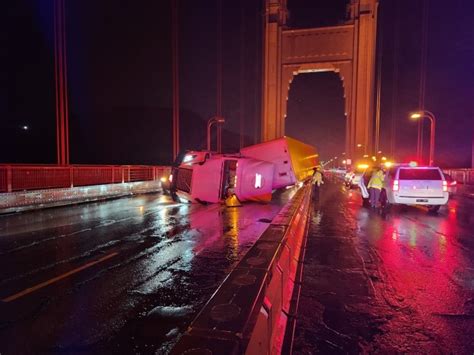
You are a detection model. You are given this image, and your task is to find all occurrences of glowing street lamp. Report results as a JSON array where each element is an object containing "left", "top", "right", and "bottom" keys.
[
  {"left": 410, "top": 110, "right": 436, "bottom": 166},
  {"left": 207, "top": 116, "right": 225, "bottom": 151}
]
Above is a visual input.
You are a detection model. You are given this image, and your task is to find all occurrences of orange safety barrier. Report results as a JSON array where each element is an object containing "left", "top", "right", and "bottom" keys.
[{"left": 0, "top": 164, "right": 169, "bottom": 193}]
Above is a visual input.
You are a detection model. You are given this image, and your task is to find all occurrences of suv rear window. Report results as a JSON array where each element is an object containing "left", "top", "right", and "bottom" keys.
[{"left": 398, "top": 168, "right": 441, "bottom": 180}]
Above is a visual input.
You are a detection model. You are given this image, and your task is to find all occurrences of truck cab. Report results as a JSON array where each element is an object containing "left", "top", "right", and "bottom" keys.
[
  {"left": 172, "top": 137, "right": 318, "bottom": 204},
  {"left": 173, "top": 155, "right": 274, "bottom": 204}
]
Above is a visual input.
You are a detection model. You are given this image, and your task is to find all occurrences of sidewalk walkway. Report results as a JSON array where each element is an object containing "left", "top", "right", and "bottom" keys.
[
  {"left": 291, "top": 183, "right": 382, "bottom": 353},
  {"left": 456, "top": 183, "right": 474, "bottom": 199},
  {"left": 289, "top": 181, "right": 471, "bottom": 354}
]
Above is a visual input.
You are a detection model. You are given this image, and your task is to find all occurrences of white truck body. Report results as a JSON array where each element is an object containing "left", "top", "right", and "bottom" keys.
[
  {"left": 240, "top": 136, "right": 317, "bottom": 189},
  {"left": 172, "top": 136, "right": 318, "bottom": 204}
]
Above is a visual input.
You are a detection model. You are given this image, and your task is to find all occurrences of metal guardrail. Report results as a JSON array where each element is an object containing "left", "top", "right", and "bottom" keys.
[
  {"left": 0, "top": 165, "right": 169, "bottom": 193},
  {"left": 443, "top": 168, "right": 474, "bottom": 185}
]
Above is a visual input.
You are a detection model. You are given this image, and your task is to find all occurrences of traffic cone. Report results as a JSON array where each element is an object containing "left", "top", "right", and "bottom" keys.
[{"left": 225, "top": 194, "right": 242, "bottom": 207}]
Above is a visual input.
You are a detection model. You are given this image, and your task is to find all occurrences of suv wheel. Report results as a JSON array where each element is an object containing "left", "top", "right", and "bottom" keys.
[{"left": 428, "top": 205, "right": 440, "bottom": 213}]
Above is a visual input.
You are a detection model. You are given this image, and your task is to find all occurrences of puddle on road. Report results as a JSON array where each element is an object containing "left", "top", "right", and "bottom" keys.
[{"left": 147, "top": 305, "right": 194, "bottom": 319}]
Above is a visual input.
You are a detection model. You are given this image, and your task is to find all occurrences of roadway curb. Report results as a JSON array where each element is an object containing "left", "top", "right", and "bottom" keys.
[{"left": 0, "top": 181, "right": 163, "bottom": 215}]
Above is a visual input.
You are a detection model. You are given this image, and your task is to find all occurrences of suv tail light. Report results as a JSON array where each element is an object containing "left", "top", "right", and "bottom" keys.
[
  {"left": 393, "top": 179, "right": 399, "bottom": 191},
  {"left": 442, "top": 180, "right": 447, "bottom": 192}
]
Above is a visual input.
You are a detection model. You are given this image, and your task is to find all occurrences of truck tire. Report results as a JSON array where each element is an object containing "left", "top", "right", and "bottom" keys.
[{"left": 171, "top": 192, "right": 179, "bottom": 202}]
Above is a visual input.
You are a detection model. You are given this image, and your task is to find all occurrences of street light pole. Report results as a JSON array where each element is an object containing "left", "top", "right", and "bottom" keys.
[
  {"left": 410, "top": 110, "right": 436, "bottom": 166},
  {"left": 207, "top": 116, "right": 225, "bottom": 152},
  {"left": 426, "top": 111, "right": 436, "bottom": 167}
]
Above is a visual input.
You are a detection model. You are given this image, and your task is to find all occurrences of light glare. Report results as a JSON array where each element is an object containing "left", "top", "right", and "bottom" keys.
[{"left": 255, "top": 173, "right": 262, "bottom": 189}]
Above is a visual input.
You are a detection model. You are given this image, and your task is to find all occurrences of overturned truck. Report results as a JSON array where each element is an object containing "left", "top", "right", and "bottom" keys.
[{"left": 169, "top": 136, "right": 318, "bottom": 204}]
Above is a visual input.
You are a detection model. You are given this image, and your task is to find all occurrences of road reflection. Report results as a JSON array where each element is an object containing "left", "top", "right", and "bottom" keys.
[
  {"left": 346, "top": 187, "right": 474, "bottom": 351},
  {"left": 0, "top": 189, "right": 295, "bottom": 354}
]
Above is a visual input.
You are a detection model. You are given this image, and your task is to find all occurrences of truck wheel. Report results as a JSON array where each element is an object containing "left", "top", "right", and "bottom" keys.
[
  {"left": 428, "top": 205, "right": 440, "bottom": 213},
  {"left": 170, "top": 192, "right": 179, "bottom": 202}
]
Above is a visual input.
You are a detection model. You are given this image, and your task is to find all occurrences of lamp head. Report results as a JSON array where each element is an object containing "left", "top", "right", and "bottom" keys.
[{"left": 410, "top": 112, "right": 422, "bottom": 120}]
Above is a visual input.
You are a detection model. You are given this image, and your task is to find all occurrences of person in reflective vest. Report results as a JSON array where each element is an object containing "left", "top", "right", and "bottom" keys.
[
  {"left": 311, "top": 166, "right": 324, "bottom": 200},
  {"left": 368, "top": 167, "right": 384, "bottom": 209}
]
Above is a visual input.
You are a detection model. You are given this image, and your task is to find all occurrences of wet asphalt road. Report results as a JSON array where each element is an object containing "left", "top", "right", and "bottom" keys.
[
  {"left": 292, "top": 180, "right": 474, "bottom": 354},
  {"left": 0, "top": 189, "right": 296, "bottom": 354}
]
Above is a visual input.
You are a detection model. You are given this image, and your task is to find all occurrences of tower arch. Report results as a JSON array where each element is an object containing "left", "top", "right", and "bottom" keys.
[{"left": 262, "top": 0, "right": 378, "bottom": 160}]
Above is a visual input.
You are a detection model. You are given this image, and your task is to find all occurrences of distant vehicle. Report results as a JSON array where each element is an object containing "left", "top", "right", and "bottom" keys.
[
  {"left": 359, "top": 164, "right": 449, "bottom": 212},
  {"left": 442, "top": 172, "right": 457, "bottom": 195},
  {"left": 344, "top": 171, "right": 354, "bottom": 186},
  {"left": 346, "top": 164, "right": 370, "bottom": 188},
  {"left": 356, "top": 165, "right": 378, "bottom": 207},
  {"left": 331, "top": 168, "right": 347, "bottom": 177},
  {"left": 170, "top": 136, "right": 318, "bottom": 204}
]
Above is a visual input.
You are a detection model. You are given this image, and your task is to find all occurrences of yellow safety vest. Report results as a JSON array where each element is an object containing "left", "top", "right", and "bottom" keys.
[
  {"left": 312, "top": 171, "right": 323, "bottom": 186},
  {"left": 368, "top": 171, "right": 384, "bottom": 189}
]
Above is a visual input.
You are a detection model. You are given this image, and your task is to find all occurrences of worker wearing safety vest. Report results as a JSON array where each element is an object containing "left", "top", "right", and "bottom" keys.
[
  {"left": 367, "top": 168, "right": 384, "bottom": 209},
  {"left": 311, "top": 166, "right": 324, "bottom": 200}
]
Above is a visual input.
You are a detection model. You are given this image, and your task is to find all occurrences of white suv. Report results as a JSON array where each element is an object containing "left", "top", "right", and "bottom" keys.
[
  {"left": 360, "top": 165, "right": 449, "bottom": 212},
  {"left": 387, "top": 165, "right": 449, "bottom": 212}
]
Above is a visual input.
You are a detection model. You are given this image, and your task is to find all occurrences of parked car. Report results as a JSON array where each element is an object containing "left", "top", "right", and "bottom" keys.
[
  {"left": 357, "top": 165, "right": 378, "bottom": 207},
  {"left": 346, "top": 164, "right": 370, "bottom": 188},
  {"left": 344, "top": 171, "right": 354, "bottom": 186},
  {"left": 359, "top": 164, "right": 449, "bottom": 213},
  {"left": 442, "top": 172, "right": 457, "bottom": 195}
]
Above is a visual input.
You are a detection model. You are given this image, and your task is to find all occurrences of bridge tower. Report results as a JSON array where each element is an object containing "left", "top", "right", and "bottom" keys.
[{"left": 262, "top": 0, "right": 379, "bottom": 160}]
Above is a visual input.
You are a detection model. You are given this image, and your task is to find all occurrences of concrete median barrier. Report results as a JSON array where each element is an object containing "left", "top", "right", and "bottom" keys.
[{"left": 171, "top": 183, "right": 313, "bottom": 354}]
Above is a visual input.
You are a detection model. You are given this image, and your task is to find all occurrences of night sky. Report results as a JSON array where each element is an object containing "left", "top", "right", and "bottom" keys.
[{"left": 2, "top": 0, "right": 473, "bottom": 167}]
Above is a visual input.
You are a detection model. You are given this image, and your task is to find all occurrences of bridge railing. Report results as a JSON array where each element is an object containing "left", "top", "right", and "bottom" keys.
[
  {"left": 0, "top": 164, "right": 170, "bottom": 193},
  {"left": 443, "top": 168, "right": 474, "bottom": 185}
]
